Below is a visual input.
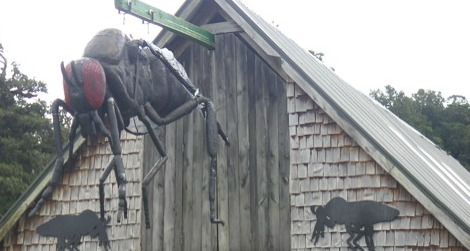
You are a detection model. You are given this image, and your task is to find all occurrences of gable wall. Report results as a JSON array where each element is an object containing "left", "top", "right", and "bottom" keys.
[
  {"left": 141, "top": 32, "right": 291, "bottom": 251},
  {"left": 287, "top": 82, "right": 466, "bottom": 250},
  {"left": 1, "top": 133, "right": 144, "bottom": 251}
]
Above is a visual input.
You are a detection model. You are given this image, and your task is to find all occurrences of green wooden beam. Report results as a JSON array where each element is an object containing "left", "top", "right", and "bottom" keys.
[{"left": 115, "top": 0, "right": 215, "bottom": 49}]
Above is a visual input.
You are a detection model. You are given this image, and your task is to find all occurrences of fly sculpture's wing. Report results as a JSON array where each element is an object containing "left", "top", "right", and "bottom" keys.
[
  {"left": 146, "top": 42, "right": 198, "bottom": 95},
  {"left": 147, "top": 42, "right": 230, "bottom": 145}
]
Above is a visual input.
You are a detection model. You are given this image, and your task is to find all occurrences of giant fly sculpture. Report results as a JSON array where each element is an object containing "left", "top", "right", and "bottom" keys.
[{"left": 28, "top": 28, "right": 229, "bottom": 227}]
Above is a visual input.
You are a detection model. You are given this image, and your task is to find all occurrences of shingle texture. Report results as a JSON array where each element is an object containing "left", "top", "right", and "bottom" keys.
[
  {"left": 1, "top": 132, "right": 143, "bottom": 251},
  {"left": 288, "top": 82, "right": 466, "bottom": 251}
]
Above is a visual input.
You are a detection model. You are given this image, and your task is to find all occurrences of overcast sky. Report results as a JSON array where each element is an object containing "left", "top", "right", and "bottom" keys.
[{"left": 1, "top": 0, "right": 469, "bottom": 103}]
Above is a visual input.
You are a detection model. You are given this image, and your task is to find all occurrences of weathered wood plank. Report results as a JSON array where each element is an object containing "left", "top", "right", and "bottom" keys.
[
  {"left": 247, "top": 40, "right": 259, "bottom": 250},
  {"left": 255, "top": 55, "right": 269, "bottom": 250},
  {"left": 278, "top": 79, "right": 292, "bottom": 250},
  {"left": 174, "top": 118, "right": 184, "bottom": 251},
  {"left": 215, "top": 34, "right": 229, "bottom": 251},
  {"left": 178, "top": 48, "right": 195, "bottom": 251},
  {"left": 225, "top": 34, "right": 241, "bottom": 251},
  {"left": 190, "top": 43, "right": 203, "bottom": 251},
  {"left": 182, "top": 113, "right": 194, "bottom": 251},
  {"left": 147, "top": 128, "right": 166, "bottom": 250},
  {"left": 201, "top": 43, "right": 216, "bottom": 251},
  {"left": 236, "top": 33, "right": 253, "bottom": 251},
  {"left": 267, "top": 70, "right": 281, "bottom": 251},
  {"left": 141, "top": 135, "right": 153, "bottom": 251},
  {"left": 163, "top": 100, "right": 177, "bottom": 251}
]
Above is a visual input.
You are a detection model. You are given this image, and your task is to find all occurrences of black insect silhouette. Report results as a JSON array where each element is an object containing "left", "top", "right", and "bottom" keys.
[
  {"left": 37, "top": 210, "right": 110, "bottom": 251},
  {"left": 311, "top": 197, "right": 399, "bottom": 251}
]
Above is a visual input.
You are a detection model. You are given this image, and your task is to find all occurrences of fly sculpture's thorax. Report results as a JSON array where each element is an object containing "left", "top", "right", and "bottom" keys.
[
  {"left": 83, "top": 28, "right": 128, "bottom": 65},
  {"left": 81, "top": 28, "right": 192, "bottom": 122}
]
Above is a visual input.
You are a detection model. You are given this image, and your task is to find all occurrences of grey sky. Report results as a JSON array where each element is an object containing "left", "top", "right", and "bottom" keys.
[{"left": 1, "top": 0, "right": 469, "bottom": 103}]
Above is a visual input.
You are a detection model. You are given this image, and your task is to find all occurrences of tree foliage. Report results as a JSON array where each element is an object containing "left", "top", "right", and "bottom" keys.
[
  {"left": 0, "top": 45, "right": 55, "bottom": 216},
  {"left": 0, "top": 43, "right": 6, "bottom": 85},
  {"left": 370, "top": 85, "right": 470, "bottom": 170}
]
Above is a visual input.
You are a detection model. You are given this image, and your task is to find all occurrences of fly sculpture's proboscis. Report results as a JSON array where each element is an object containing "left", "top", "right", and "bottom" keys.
[{"left": 28, "top": 28, "right": 229, "bottom": 228}]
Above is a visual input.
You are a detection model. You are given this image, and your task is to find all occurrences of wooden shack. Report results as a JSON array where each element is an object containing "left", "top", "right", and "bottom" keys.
[{"left": 1, "top": 0, "right": 469, "bottom": 250}]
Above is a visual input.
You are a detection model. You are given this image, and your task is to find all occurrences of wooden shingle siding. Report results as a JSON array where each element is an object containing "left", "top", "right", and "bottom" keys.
[
  {"left": 142, "top": 33, "right": 291, "bottom": 251},
  {"left": 288, "top": 82, "right": 467, "bottom": 251},
  {"left": 1, "top": 132, "right": 144, "bottom": 251}
]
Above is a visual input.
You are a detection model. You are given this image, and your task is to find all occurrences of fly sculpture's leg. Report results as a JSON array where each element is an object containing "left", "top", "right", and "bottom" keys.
[
  {"left": 68, "top": 116, "right": 79, "bottom": 162},
  {"left": 99, "top": 98, "right": 128, "bottom": 222},
  {"left": 144, "top": 98, "right": 229, "bottom": 145},
  {"left": 138, "top": 96, "right": 216, "bottom": 227},
  {"left": 99, "top": 158, "right": 115, "bottom": 221},
  {"left": 203, "top": 101, "right": 224, "bottom": 224},
  {"left": 136, "top": 106, "right": 168, "bottom": 229},
  {"left": 143, "top": 96, "right": 227, "bottom": 225},
  {"left": 28, "top": 99, "right": 70, "bottom": 217}
]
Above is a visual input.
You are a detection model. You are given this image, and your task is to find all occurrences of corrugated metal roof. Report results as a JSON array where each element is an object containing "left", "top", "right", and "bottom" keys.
[{"left": 223, "top": 0, "right": 470, "bottom": 240}]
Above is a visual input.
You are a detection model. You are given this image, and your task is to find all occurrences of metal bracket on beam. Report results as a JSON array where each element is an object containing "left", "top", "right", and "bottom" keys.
[{"left": 115, "top": 0, "right": 215, "bottom": 49}]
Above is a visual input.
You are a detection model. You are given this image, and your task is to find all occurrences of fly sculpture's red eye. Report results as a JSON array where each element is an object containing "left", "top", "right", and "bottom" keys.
[
  {"left": 81, "top": 59, "right": 106, "bottom": 109},
  {"left": 62, "top": 64, "right": 73, "bottom": 110},
  {"left": 62, "top": 58, "right": 106, "bottom": 112}
]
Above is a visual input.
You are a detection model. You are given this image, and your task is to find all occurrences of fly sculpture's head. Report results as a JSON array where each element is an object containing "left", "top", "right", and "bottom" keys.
[{"left": 61, "top": 58, "right": 107, "bottom": 138}]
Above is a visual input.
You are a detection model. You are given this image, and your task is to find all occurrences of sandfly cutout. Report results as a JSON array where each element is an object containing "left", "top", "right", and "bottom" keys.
[
  {"left": 36, "top": 210, "right": 110, "bottom": 251},
  {"left": 310, "top": 197, "right": 400, "bottom": 251}
]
